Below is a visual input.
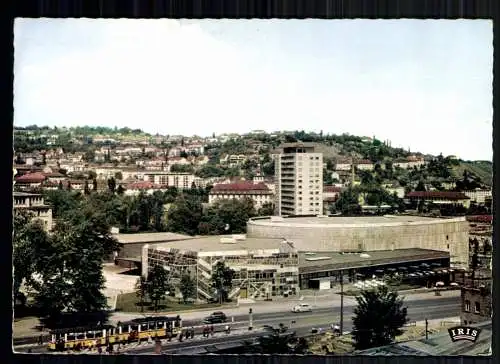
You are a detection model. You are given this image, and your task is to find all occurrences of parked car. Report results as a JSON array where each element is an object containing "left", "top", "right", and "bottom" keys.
[
  {"left": 292, "top": 303, "right": 312, "bottom": 313},
  {"left": 203, "top": 311, "right": 227, "bottom": 324}
]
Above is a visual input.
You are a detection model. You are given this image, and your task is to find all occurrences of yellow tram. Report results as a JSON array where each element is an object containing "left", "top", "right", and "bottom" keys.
[{"left": 47, "top": 315, "right": 182, "bottom": 351}]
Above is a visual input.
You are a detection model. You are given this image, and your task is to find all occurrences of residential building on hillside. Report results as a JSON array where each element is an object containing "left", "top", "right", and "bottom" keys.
[
  {"left": 13, "top": 192, "right": 53, "bottom": 231},
  {"left": 208, "top": 181, "right": 273, "bottom": 209},
  {"left": 14, "top": 172, "right": 47, "bottom": 189},
  {"left": 463, "top": 189, "right": 492, "bottom": 205},
  {"left": 405, "top": 191, "right": 471, "bottom": 208},
  {"left": 334, "top": 159, "right": 352, "bottom": 171},
  {"left": 355, "top": 159, "right": 374, "bottom": 171},
  {"left": 274, "top": 143, "right": 323, "bottom": 216},
  {"left": 137, "top": 171, "right": 196, "bottom": 189},
  {"left": 322, "top": 185, "right": 342, "bottom": 214}
]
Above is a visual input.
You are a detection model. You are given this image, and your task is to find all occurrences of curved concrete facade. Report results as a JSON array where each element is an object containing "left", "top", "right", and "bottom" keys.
[{"left": 247, "top": 216, "right": 469, "bottom": 268}]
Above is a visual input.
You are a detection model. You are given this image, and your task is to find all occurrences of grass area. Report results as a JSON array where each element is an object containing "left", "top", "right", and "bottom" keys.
[{"left": 115, "top": 292, "right": 232, "bottom": 313}]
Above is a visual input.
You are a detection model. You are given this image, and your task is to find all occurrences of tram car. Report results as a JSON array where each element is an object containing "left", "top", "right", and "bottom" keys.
[{"left": 47, "top": 315, "right": 182, "bottom": 351}]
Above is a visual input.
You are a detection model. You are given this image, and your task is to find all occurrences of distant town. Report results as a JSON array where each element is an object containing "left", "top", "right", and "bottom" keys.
[{"left": 13, "top": 125, "right": 492, "bottom": 356}]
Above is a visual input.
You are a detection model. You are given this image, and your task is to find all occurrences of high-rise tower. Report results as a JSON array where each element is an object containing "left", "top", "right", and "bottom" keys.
[{"left": 274, "top": 142, "right": 323, "bottom": 216}]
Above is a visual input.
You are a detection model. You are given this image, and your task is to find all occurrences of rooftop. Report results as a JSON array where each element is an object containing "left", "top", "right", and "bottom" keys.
[
  {"left": 112, "top": 232, "right": 192, "bottom": 244},
  {"left": 150, "top": 235, "right": 292, "bottom": 254},
  {"left": 13, "top": 192, "right": 42, "bottom": 197},
  {"left": 355, "top": 320, "right": 491, "bottom": 356},
  {"left": 249, "top": 215, "right": 466, "bottom": 227},
  {"left": 211, "top": 182, "right": 271, "bottom": 193},
  {"left": 406, "top": 191, "right": 470, "bottom": 200},
  {"left": 299, "top": 248, "right": 450, "bottom": 272}
]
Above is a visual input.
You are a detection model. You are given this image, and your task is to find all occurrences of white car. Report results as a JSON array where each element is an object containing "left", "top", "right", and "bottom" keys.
[{"left": 292, "top": 303, "right": 312, "bottom": 313}]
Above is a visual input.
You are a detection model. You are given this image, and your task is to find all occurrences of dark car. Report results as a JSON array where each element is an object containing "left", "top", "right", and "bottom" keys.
[{"left": 203, "top": 311, "right": 227, "bottom": 324}]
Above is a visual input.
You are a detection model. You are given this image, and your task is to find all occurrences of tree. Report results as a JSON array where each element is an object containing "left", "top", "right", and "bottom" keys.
[
  {"left": 257, "top": 202, "right": 275, "bottom": 216},
  {"left": 247, "top": 325, "right": 310, "bottom": 354},
  {"left": 335, "top": 188, "right": 361, "bottom": 216},
  {"left": 116, "top": 185, "right": 125, "bottom": 195},
  {"left": 210, "top": 261, "right": 234, "bottom": 304},
  {"left": 135, "top": 276, "right": 149, "bottom": 313},
  {"left": 84, "top": 180, "right": 90, "bottom": 195},
  {"left": 415, "top": 180, "right": 426, "bottom": 192},
  {"left": 166, "top": 194, "right": 203, "bottom": 235},
  {"left": 352, "top": 285, "right": 408, "bottom": 350},
  {"left": 13, "top": 211, "right": 51, "bottom": 300},
  {"left": 147, "top": 264, "right": 169, "bottom": 312},
  {"left": 107, "top": 177, "right": 116, "bottom": 193},
  {"left": 179, "top": 274, "right": 196, "bottom": 303}
]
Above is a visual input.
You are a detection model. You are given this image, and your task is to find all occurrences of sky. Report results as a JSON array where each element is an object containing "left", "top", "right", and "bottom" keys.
[{"left": 14, "top": 19, "right": 492, "bottom": 161}]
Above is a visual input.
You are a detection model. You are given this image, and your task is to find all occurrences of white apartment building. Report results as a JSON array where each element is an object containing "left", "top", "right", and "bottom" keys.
[
  {"left": 274, "top": 143, "right": 323, "bottom": 216},
  {"left": 137, "top": 171, "right": 195, "bottom": 189},
  {"left": 13, "top": 192, "right": 53, "bottom": 231},
  {"left": 463, "top": 189, "right": 492, "bottom": 205}
]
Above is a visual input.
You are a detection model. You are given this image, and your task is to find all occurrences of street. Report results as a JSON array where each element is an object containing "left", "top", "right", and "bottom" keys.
[{"left": 14, "top": 294, "right": 460, "bottom": 354}]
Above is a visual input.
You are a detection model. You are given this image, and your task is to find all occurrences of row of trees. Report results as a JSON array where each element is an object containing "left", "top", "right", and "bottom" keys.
[
  {"left": 332, "top": 185, "right": 405, "bottom": 216},
  {"left": 166, "top": 195, "right": 274, "bottom": 236},
  {"left": 135, "top": 261, "right": 235, "bottom": 311},
  {"left": 13, "top": 207, "right": 119, "bottom": 327}
]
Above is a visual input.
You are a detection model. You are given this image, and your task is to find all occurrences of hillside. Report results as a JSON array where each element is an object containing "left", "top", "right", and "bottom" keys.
[{"left": 452, "top": 161, "right": 492, "bottom": 187}]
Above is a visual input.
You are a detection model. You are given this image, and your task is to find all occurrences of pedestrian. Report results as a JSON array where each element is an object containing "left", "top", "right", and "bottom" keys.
[
  {"left": 210, "top": 325, "right": 214, "bottom": 336},
  {"left": 38, "top": 334, "right": 43, "bottom": 345},
  {"left": 225, "top": 324, "right": 229, "bottom": 334},
  {"left": 191, "top": 327, "right": 195, "bottom": 339}
]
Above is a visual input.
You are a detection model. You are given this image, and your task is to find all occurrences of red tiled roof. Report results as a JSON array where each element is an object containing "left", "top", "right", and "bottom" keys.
[
  {"left": 211, "top": 182, "right": 270, "bottom": 193},
  {"left": 356, "top": 159, "right": 373, "bottom": 165},
  {"left": 126, "top": 181, "right": 161, "bottom": 190},
  {"left": 405, "top": 191, "right": 470, "bottom": 200},
  {"left": 466, "top": 215, "right": 492, "bottom": 223},
  {"left": 15, "top": 172, "right": 47, "bottom": 183},
  {"left": 323, "top": 185, "right": 342, "bottom": 193}
]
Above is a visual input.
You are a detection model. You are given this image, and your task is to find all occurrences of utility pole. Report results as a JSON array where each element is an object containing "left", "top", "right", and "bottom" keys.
[
  {"left": 340, "top": 270, "right": 344, "bottom": 335},
  {"left": 425, "top": 318, "right": 429, "bottom": 340},
  {"left": 248, "top": 308, "right": 253, "bottom": 331}
]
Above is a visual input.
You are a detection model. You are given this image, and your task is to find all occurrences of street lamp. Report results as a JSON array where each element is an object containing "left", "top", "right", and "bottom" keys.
[
  {"left": 248, "top": 308, "right": 253, "bottom": 331},
  {"left": 340, "top": 269, "right": 344, "bottom": 335}
]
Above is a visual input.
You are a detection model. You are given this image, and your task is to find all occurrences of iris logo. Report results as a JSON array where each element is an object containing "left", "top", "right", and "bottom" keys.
[{"left": 448, "top": 326, "right": 481, "bottom": 342}]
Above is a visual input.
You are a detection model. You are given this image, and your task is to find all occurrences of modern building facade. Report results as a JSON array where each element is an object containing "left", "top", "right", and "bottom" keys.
[
  {"left": 13, "top": 192, "right": 53, "bottom": 231},
  {"left": 142, "top": 235, "right": 300, "bottom": 301},
  {"left": 274, "top": 143, "right": 323, "bottom": 216},
  {"left": 247, "top": 215, "right": 470, "bottom": 269}
]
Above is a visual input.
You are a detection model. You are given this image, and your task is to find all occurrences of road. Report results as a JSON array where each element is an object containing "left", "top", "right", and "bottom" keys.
[{"left": 15, "top": 295, "right": 460, "bottom": 354}]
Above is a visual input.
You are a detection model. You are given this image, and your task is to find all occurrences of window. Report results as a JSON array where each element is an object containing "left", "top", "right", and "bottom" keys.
[
  {"left": 474, "top": 302, "right": 480, "bottom": 313},
  {"left": 464, "top": 300, "right": 470, "bottom": 312}
]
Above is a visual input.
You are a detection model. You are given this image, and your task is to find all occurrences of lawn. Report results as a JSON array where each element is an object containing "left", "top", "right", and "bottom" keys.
[{"left": 115, "top": 292, "right": 232, "bottom": 313}]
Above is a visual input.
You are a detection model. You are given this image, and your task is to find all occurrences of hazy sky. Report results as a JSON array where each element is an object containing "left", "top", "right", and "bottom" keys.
[{"left": 14, "top": 19, "right": 492, "bottom": 160}]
